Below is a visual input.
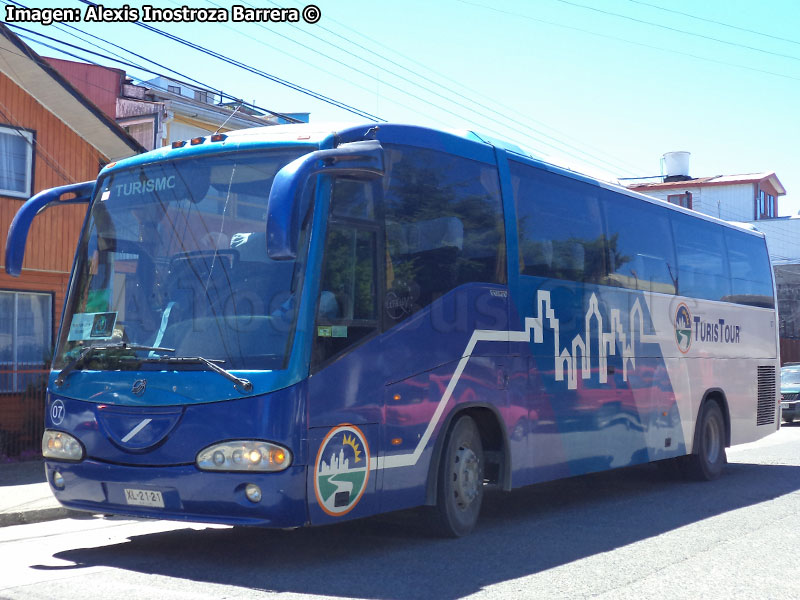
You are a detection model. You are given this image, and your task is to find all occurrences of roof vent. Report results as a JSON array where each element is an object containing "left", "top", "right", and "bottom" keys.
[{"left": 663, "top": 151, "right": 691, "bottom": 182}]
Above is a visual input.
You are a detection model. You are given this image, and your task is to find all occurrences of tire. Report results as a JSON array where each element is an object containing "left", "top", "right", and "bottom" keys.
[
  {"left": 432, "top": 415, "right": 484, "bottom": 537},
  {"left": 684, "top": 400, "right": 726, "bottom": 481}
]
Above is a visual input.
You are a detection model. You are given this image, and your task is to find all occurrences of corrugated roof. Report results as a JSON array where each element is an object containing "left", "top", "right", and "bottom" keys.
[
  {"left": 628, "top": 172, "right": 786, "bottom": 195},
  {"left": 0, "top": 25, "right": 144, "bottom": 161}
]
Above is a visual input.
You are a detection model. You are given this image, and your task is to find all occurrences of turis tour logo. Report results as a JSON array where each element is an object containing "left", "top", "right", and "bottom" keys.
[
  {"left": 675, "top": 303, "right": 692, "bottom": 353},
  {"left": 314, "top": 424, "right": 370, "bottom": 516}
]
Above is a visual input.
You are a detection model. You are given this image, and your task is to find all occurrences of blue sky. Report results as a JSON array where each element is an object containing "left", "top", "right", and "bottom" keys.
[{"left": 7, "top": 0, "right": 800, "bottom": 214}]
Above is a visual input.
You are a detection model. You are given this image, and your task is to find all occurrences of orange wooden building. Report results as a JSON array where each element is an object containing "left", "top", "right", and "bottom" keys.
[{"left": 0, "top": 26, "right": 142, "bottom": 455}]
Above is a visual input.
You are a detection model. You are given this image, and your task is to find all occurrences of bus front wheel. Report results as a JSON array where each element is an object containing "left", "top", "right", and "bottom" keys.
[
  {"left": 685, "top": 400, "right": 726, "bottom": 481},
  {"left": 433, "top": 415, "right": 484, "bottom": 537}
]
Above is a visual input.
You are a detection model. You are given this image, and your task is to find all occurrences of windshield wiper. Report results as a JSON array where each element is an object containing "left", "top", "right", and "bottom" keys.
[
  {"left": 55, "top": 342, "right": 175, "bottom": 387},
  {"left": 143, "top": 355, "right": 253, "bottom": 393}
]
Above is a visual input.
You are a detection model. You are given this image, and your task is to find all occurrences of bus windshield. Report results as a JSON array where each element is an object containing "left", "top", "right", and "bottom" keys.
[{"left": 54, "top": 149, "right": 311, "bottom": 372}]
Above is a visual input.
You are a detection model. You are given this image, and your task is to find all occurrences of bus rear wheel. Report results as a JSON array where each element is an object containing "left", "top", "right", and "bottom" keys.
[
  {"left": 433, "top": 415, "right": 484, "bottom": 537},
  {"left": 685, "top": 400, "right": 726, "bottom": 481}
]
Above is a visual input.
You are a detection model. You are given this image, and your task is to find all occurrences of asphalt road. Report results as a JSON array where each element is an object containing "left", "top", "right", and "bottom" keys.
[{"left": 2, "top": 425, "right": 800, "bottom": 600}]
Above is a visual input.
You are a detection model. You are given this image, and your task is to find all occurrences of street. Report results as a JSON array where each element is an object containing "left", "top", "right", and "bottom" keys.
[{"left": 2, "top": 425, "right": 800, "bottom": 600}]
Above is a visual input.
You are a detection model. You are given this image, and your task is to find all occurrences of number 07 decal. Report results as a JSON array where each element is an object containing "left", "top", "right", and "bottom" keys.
[
  {"left": 50, "top": 399, "right": 65, "bottom": 426},
  {"left": 313, "top": 424, "right": 370, "bottom": 516}
]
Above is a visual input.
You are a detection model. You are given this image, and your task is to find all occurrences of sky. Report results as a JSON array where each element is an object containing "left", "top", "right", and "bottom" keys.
[{"left": 5, "top": 0, "right": 800, "bottom": 214}]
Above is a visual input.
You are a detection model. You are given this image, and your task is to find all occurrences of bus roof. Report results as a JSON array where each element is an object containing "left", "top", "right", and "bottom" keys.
[{"left": 103, "top": 122, "right": 764, "bottom": 240}]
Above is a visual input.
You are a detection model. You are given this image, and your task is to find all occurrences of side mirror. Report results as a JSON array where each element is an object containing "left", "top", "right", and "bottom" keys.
[
  {"left": 5, "top": 180, "right": 95, "bottom": 277},
  {"left": 266, "top": 140, "right": 384, "bottom": 260}
]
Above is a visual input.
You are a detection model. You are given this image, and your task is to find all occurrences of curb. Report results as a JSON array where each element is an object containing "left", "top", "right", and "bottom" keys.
[{"left": 0, "top": 506, "right": 85, "bottom": 528}]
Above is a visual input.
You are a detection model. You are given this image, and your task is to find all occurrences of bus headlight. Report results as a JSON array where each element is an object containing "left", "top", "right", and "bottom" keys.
[
  {"left": 42, "top": 430, "right": 84, "bottom": 462},
  {"left": 196, "top": 441, "right": 292, "bottom": 472}
]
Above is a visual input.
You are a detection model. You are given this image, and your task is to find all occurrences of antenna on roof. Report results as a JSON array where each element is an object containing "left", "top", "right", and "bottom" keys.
[{"left": 214, "top": 103, "right": 242, "bottom": 135}]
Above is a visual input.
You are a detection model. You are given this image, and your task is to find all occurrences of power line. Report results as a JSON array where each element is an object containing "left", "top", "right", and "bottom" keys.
[
  {"left": 626, "top": 0, "right": 800, "bottom": 48},
  {"left": 201, "top": 0, "right": 569, "bottom": 160},
  {"left": 77, "top": 0, "right": 562, "bottom": 166},
  {"left": 196, "top": 0, "right": 642, "bottom": 177},
  {"left": 3, "top": 18, "right": 302, "bottom": 123},
  {"left": 21, "top": 18, "right": 630, "bottom": 180},
  {"left": 8, "top": 0, "right": 648, "bottom": 177},
  {"left": 456, "top": 0, "right": 800, "bottom": 84},
  {"left": 1, "top": 0, "right": 300, "bottom": 122},
  {"left": 253, "top": 0, "right": 644, "bottom": 177},
  {"left": 278, "top": 0, "right": 648, "bottom": 176},
  {"left": 72, "top": 0, "right": 384, "bottom": 122},
  {"left": 146, "top": 0, "right": 398, "bottom": 120},
  {"left": 552, "top": 0, "right": 800, "bottom": 63}
]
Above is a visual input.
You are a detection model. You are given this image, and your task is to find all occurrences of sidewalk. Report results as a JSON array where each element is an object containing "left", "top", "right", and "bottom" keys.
[{"left": 0, "top": 459, "right": 78, "bottom": 526}]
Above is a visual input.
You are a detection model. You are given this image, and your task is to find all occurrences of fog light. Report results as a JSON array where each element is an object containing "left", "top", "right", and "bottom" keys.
[
  {"left": 245, "top": 483, "right": 262, "bottom": 503},
  {"left": 52, "top": 471, "right": 65, "bottom": 490}
]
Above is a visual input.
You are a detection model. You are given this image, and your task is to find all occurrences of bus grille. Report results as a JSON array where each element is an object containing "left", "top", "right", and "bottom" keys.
[{"left": 757, "top": 366, "right": 776, "bottom": 426}]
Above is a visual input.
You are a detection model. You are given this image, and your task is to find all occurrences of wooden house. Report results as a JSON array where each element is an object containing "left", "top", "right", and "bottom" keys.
[{"left": 0, "top": 25, "right": 142, "bottom": 455}]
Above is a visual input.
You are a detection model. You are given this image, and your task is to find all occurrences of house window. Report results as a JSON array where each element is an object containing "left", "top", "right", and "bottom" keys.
[
  {"left": 167, "top": 85, "right": 180, "bottom": 95},
  {"left": 194, "top": 90, "right": 209, "bottom": 103},
  {"left": 667, "top": 192, "right": 692, "bottom": 209},
  {"left": 756, "top": 189, "right": 776, "bottom": 219},
  {"left": 0, "top": 125, "right": 33, "bottom": 198},
  {"left": 0, "top": 291, "right": 52, "bottom": 392}
]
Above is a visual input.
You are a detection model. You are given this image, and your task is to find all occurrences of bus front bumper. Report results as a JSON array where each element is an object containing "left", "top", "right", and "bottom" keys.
[{"left": 45, "top": 460, "right": 308, "bottom": 528}]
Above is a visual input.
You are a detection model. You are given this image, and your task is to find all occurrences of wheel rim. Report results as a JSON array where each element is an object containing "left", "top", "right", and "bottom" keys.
[
  {"left": 704, "top": 415, "right": 721, "bottom": 465},
  {"left": 452, "top": 444, "right": 480, "bottom": 510}
]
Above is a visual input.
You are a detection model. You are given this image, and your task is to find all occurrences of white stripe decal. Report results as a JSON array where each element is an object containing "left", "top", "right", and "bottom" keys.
[
  {"left": 372, "top": 290, "right": 659, "bottom": 471},
  {"left": 121, "top": 418, "right": 153, "bottom": 443}
]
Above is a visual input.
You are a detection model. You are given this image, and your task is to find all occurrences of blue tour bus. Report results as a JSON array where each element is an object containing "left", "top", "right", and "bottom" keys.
[{"left": 5, "top": 123, "right": 780, "bottom": 536}]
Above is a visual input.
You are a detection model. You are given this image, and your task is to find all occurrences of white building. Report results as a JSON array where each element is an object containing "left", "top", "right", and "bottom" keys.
[
  {"left": 141, "top": 77, "right": 268, "bottom": 145},
  {"left": 626, "top": 153, "right": 800, "bottom": 344},
  {"left": 627, "top": 172, "right": 785, "bottom": 223}
]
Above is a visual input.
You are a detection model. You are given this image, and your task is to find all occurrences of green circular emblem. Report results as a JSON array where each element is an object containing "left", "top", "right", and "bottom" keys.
[{"left": 314, "top": 424, "right": 370, "bottom": 516}]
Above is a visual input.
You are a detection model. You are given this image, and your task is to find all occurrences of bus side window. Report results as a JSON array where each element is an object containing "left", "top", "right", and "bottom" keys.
[
  {"left": 671, "top": 213, "right": 731, "bottom": 302},
  {"left": 600, "top": 191, "right": 677, "bottom": 294},
  {"left": 511, "top": 161, "right": 606, "bottom": 283},
  {"left": 724, "top": 229, "right": 774, "bottom": 308},
  {"left": 382, "top": 145, "right": 505, "bottom": 325}
]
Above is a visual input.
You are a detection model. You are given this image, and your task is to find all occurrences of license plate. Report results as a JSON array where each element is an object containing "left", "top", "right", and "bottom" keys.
[
  {"left": 782, "top": 403, "right": 789, "bottom": 409},
  {"left": 124, "top": 488, "right": 164, "bottom": 508}
]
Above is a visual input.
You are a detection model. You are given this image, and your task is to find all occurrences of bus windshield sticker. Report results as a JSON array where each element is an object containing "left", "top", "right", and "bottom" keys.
[
  {"left": 67, "top": 312, "right": 118, "bottom": 341},
  {"left": 317, "top": 326, "right": 347, "bottom": 338}
]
